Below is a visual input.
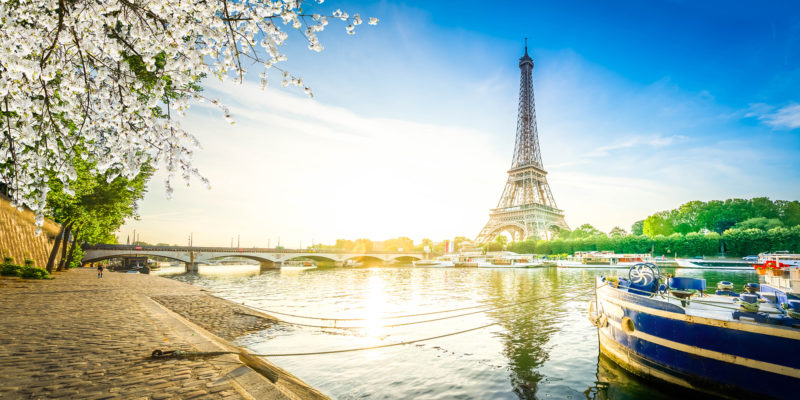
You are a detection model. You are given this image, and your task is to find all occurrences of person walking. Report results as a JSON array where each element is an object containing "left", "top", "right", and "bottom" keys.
[{"left": 97, "top": 264, "right": 104, "bottom": 278}]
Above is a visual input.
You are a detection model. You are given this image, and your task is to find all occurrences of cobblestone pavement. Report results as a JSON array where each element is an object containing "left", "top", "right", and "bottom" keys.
[
  {"left": 0, "top": 269, "right": 266, "bottom": 399},
  {"left": 151, "top": 296, "right": 274, "bottom": 342}
]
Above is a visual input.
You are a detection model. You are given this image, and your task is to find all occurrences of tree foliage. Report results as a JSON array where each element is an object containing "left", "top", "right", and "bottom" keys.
[
  {"left": 630, "top": 220, "right": 644, "bottom": 235},
  {"left": 609, "top": 226, "right": 627, "bottom": 237},
  {"left": 44, "top": 157, "right": 151, "bottom": 271},
  {"left": 508, "top": 228, "right": 799, "bottom": 257},
  {"left": 734, "top": 217, "right": 783, "bottom": 231},
  {"left": 384, "top": 237, "right": 414, "bottom": 252},
  {"left": 642, "top": 198, "right": 800, "bottom": 236}
]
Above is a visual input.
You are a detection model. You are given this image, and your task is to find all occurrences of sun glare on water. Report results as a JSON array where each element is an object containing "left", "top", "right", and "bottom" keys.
[{"left": 353, "top": 272, "right": 392, "bottom": 360}]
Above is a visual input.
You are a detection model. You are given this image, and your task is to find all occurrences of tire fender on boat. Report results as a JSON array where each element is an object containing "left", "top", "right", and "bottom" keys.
[{"left": 587, "top": 300, "right": 607, "bottom": 328}]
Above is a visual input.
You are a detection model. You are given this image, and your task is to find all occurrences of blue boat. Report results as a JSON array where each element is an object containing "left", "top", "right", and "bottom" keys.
[{"left": 589, "top": 263, "right": 800, "bottom": 399}]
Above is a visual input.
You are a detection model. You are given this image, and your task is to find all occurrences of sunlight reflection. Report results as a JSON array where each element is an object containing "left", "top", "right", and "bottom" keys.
[
  {"left": 198, "top": 264, "right": 260, "bottom": 277},
  {"left": 361, "top": 273, "right": 389, "bottom": 359}
]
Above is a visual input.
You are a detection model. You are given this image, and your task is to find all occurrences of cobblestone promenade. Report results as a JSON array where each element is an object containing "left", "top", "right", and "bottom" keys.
[{"left": 0, "top": 268, "right": 322, "bottom": 400}]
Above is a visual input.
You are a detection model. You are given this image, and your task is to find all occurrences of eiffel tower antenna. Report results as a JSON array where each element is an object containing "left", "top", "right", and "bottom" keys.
[{"left": 476, "top": 41, "right": 569, "bottom": 243}]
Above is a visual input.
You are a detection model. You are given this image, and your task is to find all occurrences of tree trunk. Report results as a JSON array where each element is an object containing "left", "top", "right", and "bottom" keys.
[
  {"left": 63, "top": 228, "right": 81, "bottom": 269},
  {"left": 46, "top": 221, "right": 71, "bottom": 273},
  {"left": 57, "top": 225, "right": 73, "bottom": 271}
]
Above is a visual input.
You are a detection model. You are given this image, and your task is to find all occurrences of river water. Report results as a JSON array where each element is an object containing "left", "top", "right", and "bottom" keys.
[{"left": 161, "top": 265, "right": 757, "bottom": 399}]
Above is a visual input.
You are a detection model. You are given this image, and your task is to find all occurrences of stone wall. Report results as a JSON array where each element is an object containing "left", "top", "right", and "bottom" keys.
[{"left": 0, "top": 195, "right": 61, "bottom": 268}]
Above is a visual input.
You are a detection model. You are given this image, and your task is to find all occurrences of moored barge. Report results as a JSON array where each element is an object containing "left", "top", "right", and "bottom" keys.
[{"left": 589, "top": 263, "right": 800, "bottom": 399}]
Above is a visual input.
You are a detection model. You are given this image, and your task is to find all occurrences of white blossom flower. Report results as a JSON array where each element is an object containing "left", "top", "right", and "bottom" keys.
[{"left": 0, "top": 0, "right": 379, "bottom": 226}]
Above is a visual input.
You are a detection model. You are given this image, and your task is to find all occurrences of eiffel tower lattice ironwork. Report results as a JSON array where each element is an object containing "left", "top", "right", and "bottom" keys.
[{"left": 476, "top": 41, "right": 569, "bottom": 243}]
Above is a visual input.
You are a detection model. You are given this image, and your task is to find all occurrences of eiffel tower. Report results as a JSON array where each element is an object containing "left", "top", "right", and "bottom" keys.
[{"left": 476, "top": 41, "right": 568, "bottom": 243}]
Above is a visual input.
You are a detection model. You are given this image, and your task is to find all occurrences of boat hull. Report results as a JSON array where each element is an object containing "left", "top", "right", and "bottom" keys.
[
  {"left": 675, "top": 259, "right": 753, "bottom": 270},
  {"left": 593, "top": 281, "right": 800, "bottom": 399}
]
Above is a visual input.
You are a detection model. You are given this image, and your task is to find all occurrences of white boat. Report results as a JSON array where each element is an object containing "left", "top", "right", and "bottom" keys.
[
  {"left": 482, "top": 254, "right": 545, "bottom": 268},
  {"left": 751, "top": 252, "right": 800, "bottom": 278},
  {"left": 757, "top": 252, "right": 800, "bottom": 268},
  {"left": 413, "top": 255, "right": 457, "bottom": 268},
  {"left": 557, "top": 251, "right": 652, "bottom": 268},
  {"left": 454, "top": 255, "right": 493, "bottom": 268},
  {"left": 675, "top": 258, "right": 753, "bottom": 270}
]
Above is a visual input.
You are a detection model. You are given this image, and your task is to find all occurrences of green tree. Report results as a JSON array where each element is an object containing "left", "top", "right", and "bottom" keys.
[
  {"left": 609, "top": 226, "right": 627, "bottom": 237},
  {"left": 631, "top": 220, "right": 644, "bottom": 236},
  {"left": 384, "top": 237, "right": 414, "bottom": 252},
  {"left": 45, "top": 160, "right": 151, "bottom": 272},
  {"left": 551, "top": 226, "right": 572, "bottom": 239},
  {"left": 674, "top": 200, "right": 707, "bottom": 232},
  {"left": 353, "top": 238, "right": 374, "bottom": 252},
  {"left": 723, "top": 228, "right": 769, "bottom": 257},
  {"left": 334, "top": 239, "right": 354, "bottom": 250},
  {"left": 550, "top": 239, "right": 568, "bottom": 254},
  {"left": 509, "top": 239, "right": 537, "bottom": 254},
  {"left": 416, "top": 238, "right": 434, "bottom": 252},
  {"left": 536, "top": 240, "right": 552, "bottom": 255},
  {"left": 778, "top": 201, "right": 800, "bottom": 226},
  {"left": 643, "top": 211, "right": 674, "bottom": 237},
  {"left": 484, "top": 242, "right": 504, "bottom": 252},
  {"left": 734, "top": 217, "right": 783, "bottom": 231},
  {"left": 453, "top": 236, "right": 470, "bottom": 252},
  {"left": 570, "top": 224, "right": 604, "bottom": 239}
]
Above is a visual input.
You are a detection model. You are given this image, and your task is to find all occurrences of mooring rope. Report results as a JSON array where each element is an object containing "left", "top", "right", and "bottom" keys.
[
  {"left": 153, "top": 285, "right": 603, "bottom": 359},
  {"left": 248, "top": 288, "right": 601, "bottom": 356},
  {"left": 246, "top": 284, "right": 597, "bottom": 323},
  {"left": 248, "top": 302, "right": 494, "bottom": 321},
  {"left": 257, "top": 287, "right": 598, "bottom": 330}
]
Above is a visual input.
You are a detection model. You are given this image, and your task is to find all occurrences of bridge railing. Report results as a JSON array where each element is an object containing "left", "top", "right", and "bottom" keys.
[{"left": 82, "top": 244, "right": 425, "bottom": 255}]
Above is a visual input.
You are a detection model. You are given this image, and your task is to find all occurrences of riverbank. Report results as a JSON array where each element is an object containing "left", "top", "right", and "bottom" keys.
[{"left": 0, "top": 268, "right": 327, "bottom": 399}]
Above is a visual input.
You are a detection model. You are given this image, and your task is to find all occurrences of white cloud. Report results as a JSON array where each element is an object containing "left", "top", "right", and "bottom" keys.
[
  {"left": 584, "top": 134, "right": 686, "bottom": 157},
  {"left": 748, "top": 102, "right": 800, "bottom": 129}
]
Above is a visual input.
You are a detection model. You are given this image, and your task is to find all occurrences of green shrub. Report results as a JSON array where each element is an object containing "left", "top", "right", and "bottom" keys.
[
  {"left": 20, "top": 266, "right": 51, "bottom": 279},
  {"left": 1, "top": 263, "right": 23, "bottom": 276},
  {"left": 23, "top": 259, "right": 34, "bottom": 267},
  {"left": 3, "top": 256, "right": 13, "bottom": 264}
]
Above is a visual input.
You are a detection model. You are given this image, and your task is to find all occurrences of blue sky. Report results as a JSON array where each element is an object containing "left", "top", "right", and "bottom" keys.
[{"left": 120, "top": 0, "right": 800, "bottom": 247}]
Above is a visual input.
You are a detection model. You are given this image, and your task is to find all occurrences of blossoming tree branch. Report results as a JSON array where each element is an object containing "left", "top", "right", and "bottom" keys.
[{"left": 0, "top": 0, "right": 377, "bottom": 232}]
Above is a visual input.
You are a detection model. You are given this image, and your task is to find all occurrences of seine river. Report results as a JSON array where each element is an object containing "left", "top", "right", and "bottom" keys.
[{"left": 161, "top": 265, "right": 756, "bottom": 399}]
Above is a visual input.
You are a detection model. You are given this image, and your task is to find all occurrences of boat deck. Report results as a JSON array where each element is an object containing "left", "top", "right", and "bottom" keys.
[
  {"left": 604, "top": 283, "right": 797, "bottom": 328},
  {"left": 665, "top": 293, "right": 783, "bottom": 320}
]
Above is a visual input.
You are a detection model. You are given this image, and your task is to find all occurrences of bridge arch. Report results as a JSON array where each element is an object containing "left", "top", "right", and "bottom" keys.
[
  {"left": 82, "top": 253, "right": 190, "bottom": 265},
  {"left": 284, "top": 255, "right": 339, "bottom": 263},
  {"left": 389, "top": 255, "right": 422, "bottom": 263},
  {"left": 206, "top": 254, "right": 278, "bottom": 264},
  {"left": 343, "top": 255, "right": 385, "bottom": 266}
]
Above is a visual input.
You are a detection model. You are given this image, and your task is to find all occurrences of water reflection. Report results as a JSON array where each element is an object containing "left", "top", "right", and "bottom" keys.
[
  {"left": 161, "top": 266, "right": 759, "bottom": 399},
  {"left": 484, "top": 270, "right": 557, "bottom": 398},
  {"left": 584, "top": 354, "right": 654, "bottom": 400},
  {"left": 585, "top": 353, "right": 726, "bottom": 400}
]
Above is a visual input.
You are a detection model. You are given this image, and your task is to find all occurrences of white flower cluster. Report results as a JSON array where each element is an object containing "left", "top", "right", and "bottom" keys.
[{"left": 0, "top": 0, "right": 376, "bottom": 227}]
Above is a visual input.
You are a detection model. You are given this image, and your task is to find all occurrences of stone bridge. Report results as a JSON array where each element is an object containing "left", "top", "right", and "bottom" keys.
[{"left": 82, "top": 244, "right": 426, "bottom": 272}]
